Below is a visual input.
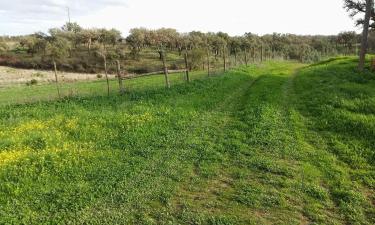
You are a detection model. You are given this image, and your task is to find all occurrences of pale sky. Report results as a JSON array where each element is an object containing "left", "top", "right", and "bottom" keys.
[{"left": 0, "top": 0, "right": 360, "bottom": 36}]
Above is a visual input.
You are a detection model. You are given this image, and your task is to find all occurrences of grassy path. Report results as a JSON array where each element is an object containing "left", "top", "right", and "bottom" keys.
[{"left": 0, "top": 59, "right": 374, "bottom": 224}]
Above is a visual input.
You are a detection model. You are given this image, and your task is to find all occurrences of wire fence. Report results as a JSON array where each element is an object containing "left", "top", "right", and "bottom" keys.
[{"left": 0, "top": 66, "right": 226, "bottom": 106}]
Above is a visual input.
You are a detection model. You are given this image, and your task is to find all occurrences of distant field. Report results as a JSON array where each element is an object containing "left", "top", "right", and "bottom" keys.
[{"left": 0, "top": 58, "right": 374, "bottom": 224}]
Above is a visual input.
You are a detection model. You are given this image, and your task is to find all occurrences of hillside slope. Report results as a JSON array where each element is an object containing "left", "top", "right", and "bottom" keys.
[{"left": 0, "top": 58, "right": 374, "bottom": 224}]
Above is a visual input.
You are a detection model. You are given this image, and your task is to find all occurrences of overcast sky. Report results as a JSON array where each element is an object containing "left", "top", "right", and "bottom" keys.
[{"left": 0, "top": 0, "right": 360, "bottom": 36}]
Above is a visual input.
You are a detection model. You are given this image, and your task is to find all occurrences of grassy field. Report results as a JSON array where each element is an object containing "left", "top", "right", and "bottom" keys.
[
  {"left": 0, "top": 69, "right": 223, "bottom": 105},
  {"left": 0, "top": 58, "right": 374, "bottom": 224}
]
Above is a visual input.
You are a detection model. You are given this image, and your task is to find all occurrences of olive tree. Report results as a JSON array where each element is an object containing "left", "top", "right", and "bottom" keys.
[
  {"left": 203, "top": 33, "right": 215, "bottom": 76},
  {"left": 148, "top": 28, "right": 179, "bottom": 88},
  {"left": 45, "top": 36, "right": 71, "bottom": 98},
  {"left": 229, "top": 36, "right": 242, "bottom": 66},
  {"left": 94, "top": 28, "right": 122, "bottom": 95},
  {"left": 78, "top": 29, "right": 99, "bottom": 54},
  {"left": 126, "top": 28, "right": 147, "bottom": 59},
  {"left": 337, "top": 31, "right": 358, "bottom": 54}
]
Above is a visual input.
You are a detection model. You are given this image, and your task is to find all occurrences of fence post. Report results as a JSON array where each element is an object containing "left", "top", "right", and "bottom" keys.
[
  {"left": 161, "top": 50, "right": 170, "bottom": 88},
  {"left": 184, "top": 51, "right": 190, "bottom": 83},
  {"left": 53, "top": 60, "right": 61, "bottom": 98},
  {"left": 207, "top": 51, "right": 211, "bottom": 77},
  {"left": 103, "top": 55, "right": 110, "bottom": 96},
  {"left": 116, "top": 60, "right": 125, "bottom": 95}
]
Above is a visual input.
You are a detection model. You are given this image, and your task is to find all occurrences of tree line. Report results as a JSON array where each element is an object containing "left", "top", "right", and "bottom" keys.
[
  {"left": 0, "top": 0, "right": 374, "bottom": 81},
  {"left": 0, "top": 23, "right": 363, "bottom": 95},
  {"left": 0, "top": 23, "right": 361, "bottom": 72}
]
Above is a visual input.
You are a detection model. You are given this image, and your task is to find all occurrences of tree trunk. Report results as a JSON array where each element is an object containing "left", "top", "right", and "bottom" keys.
[
  {"left": 260, "top": 46, "right": 264, "bottom": 62},
  {"left": 359, "top": 0, "right": 373, "bottom": 71},
  {"left": 234, "top": 52, "right": 237, "bottom": 66},
  {"left": 88, "top": 38, "right": 92, "bottom": 54},
  {"left": 116, "top": 60, "right": 125, "bottom": 95},
  {"left": 103, "top": 55, "right": 110, "bottom": 96},
  {"left": 161, "top": 51, "right": 170, "bottom": 88},
  {"left": 53, "top": 60, "right": 61, "bottom": 98},
  {"left": 184, "top": 50, "right": 190, "bottom": 83},
  {"left": 158, "top": 51, "right": 163, "bottom": 60},
  {"left": 223, "top": 48, "right": 227, "bottom": 72}
]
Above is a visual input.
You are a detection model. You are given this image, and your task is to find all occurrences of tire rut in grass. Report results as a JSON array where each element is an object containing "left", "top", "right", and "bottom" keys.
[
  {"left": 169, "top": 74, "right": 265, "bottom": 223},
  {"left": 169, "top": 64, "right": 309, "bottom": 224}
]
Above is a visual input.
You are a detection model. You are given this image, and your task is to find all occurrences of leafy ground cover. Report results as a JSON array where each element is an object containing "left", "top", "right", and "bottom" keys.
[{"left": 0, "top": 58, "right": 374, "bottom": 224}]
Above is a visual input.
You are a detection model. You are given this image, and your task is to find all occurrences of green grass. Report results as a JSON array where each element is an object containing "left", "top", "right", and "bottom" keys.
[
  {"left": 0, "top": 69, "right": 222, "bottom": 105},
  {"left": 0, "top": 58, "right": 374, "bottom": 224}
]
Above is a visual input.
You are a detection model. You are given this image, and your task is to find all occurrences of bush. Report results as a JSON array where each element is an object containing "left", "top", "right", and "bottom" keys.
[
  {"left": 73, "top": 63, "right": 86, "bottom": 73},
  {"left": 131, "top": 64, "right": 161, "bottom": 74},
  {"left": 26, "top": 79, "right": 38, "bottom": 86}
]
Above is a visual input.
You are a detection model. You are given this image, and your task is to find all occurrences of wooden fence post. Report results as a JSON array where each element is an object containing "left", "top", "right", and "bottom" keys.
[
  {"left": 184, "top": 51, "right": 190, "bottom": 83},
  {"left": 116, "top": 60, "right": 125, "bottom": 95},
  {"left": 207, "top": 51, "right": 211, "bottom": 77},
  {"left": 103, "top": 55, "right": 110, "bottom": 96},
  {"left": 161, "top": 51, "right": 170, "bottom": 88},
  {"left": 53, "top": 60, "right": 61, "bottom": 98}
]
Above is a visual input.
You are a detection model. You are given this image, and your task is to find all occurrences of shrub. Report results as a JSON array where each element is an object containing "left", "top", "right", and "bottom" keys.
[{"left": 26, "top": 79, "right": 38, "bottom": 86}]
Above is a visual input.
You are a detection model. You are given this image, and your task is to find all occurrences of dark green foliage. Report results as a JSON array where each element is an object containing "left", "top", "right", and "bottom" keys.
[{"left": 26, "top": 79, "right": 38, "bottom": 86}]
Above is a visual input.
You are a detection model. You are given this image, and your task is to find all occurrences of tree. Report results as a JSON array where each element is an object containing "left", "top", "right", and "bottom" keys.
[
  {"left": 203, "top": 33, "right": 215, "bottom": 76},
  {"left": 229, "top": 36, "right": 242, "bottom": 66},
  {"left": 98, "top": 29, "right": 122, "bottom": 49},
  {"left": 359, "top": 0, "right": 373, "bottom": 70},
  {"left": 20, "top": 36, "right": 38, "bottom": 56},
  {"left": 179, "top": 34, "right": 191, "bottom": 82},
  {"left": 126, "top": 28, "right": 147, "bottom": 59},
  {"left": 240, "top": 37, "right": 251, "bottom": 66},
  {"left": 62, "top": 22, "right": 82, "bottom": 33},
  {"left": 337, "top": 31, "right": 358, "bottom": 54},
  {"left": 244, "top": 33, "right": 261, "bottom": 62},
  {"left": 344, "top": 0, "right": 375, "bottom": 29},
  {"left": 95, "top": 44, "right": 111, "bottom": 96},
  {"left": 148, "top": 28, "right": 179, "bottom": 88},
  {"left": 189, "top": 49, "right": 206, "bottom": 70},
  {"left": 94, "top": 28, "right": 122, "bottom": 95},
  {"left": 45, "top": 36, "right": 71, "bottom": 98},
  {"left": 78, "top": 29, "right": 99, "bottom": 54}
]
